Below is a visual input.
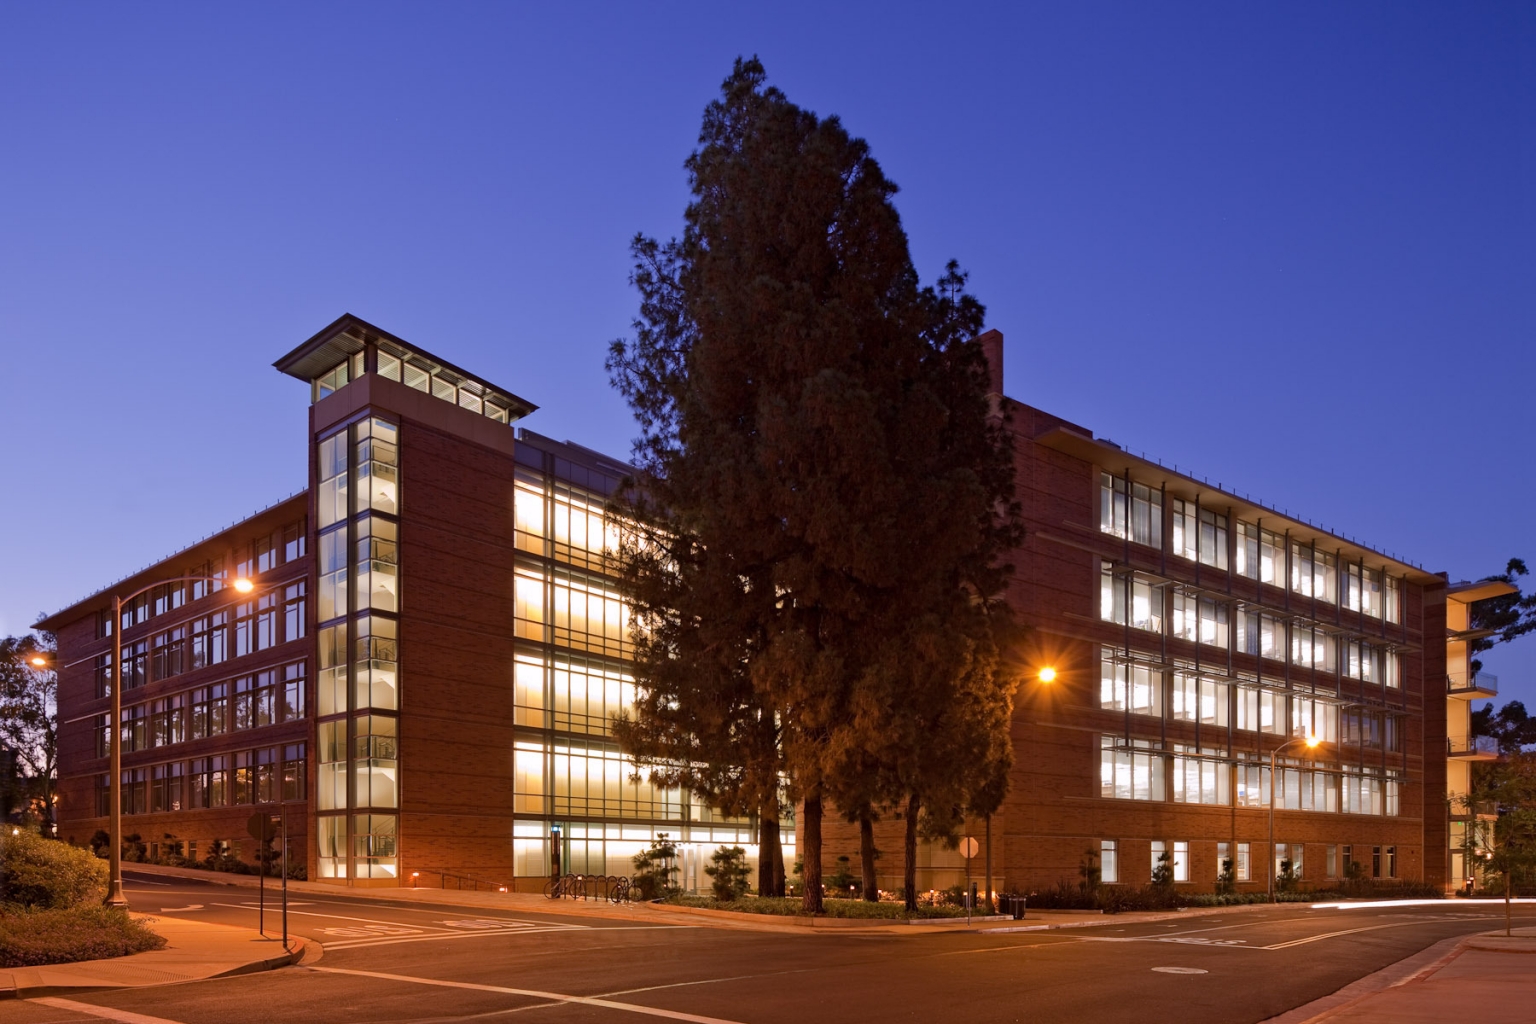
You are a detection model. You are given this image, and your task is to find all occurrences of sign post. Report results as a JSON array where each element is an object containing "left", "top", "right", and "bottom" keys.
[
  {"left": 247, "top": 812, "right": 277, "bottom": 938},
  {"left": 959, "top": 836, "right": 980, "bottom": 925},
  {"left": 280, "top": 801, "right": 288, "bottom": 949}
]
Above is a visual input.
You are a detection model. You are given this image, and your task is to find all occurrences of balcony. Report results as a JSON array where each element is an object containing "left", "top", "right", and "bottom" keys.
[
  {"left": 1448, "top": 735, "right": 1500, "bottom": 760},
  {"left": 1447, "top": 672, "right": 1498, "bottom": 698}
]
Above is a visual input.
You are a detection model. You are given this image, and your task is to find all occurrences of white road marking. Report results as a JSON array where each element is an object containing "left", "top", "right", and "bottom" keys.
[
  {"left": 1152, "top": 966, "right": 1208, "bottom": 975},
  {"left": 1262, "top": 920, "right": 1446, "bottom": 949},
  {"left": 322, "top": 925, "right": 593, "bottom": 951},
  {"left": 157, "top": 904, "right": 204, "bottom": 912},
  {"left": 30, "top": 997, "right": 187, "bottom": 1023},
  {"left": 308, "top": 966, "right": 748, "bottom": 1024},
  {"left": 126, "top": 878, "right": 172, "bottom": 886}
]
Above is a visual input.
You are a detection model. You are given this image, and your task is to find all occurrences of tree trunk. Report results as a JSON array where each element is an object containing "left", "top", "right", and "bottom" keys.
[
  {"left": 802, "top": 791, "right": 824, "bottom": 913},
  {"left": 1507, "top": 871, "right": 1513, "bottom": 937},
  {"left": 859, "top": 807, "right": 878, "bottom": 901},
  {"left": 770, "top": 827, "right": 786, "bottom": 897},
  {"left": 903, "top": 792, "right": 920, "bottom": 913},
  {"left": 756, "top": 800, "right": 774, "bottom": 896}
]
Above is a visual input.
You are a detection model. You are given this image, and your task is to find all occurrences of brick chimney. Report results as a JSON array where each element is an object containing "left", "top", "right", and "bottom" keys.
[{"left": 977, "top": 329, "right": 1004, "bottom": 397}]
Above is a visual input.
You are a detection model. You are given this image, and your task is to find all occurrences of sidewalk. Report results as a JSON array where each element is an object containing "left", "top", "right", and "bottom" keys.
[
  {"left": 0, "top": 915, "right": 308, "bottom": 1000},
  {"left": 122, "top": 861, "right": 1276, "bottom": 935},
  {"left": 1262, "top": 927, "right": 1536, "bottom": 1024}
]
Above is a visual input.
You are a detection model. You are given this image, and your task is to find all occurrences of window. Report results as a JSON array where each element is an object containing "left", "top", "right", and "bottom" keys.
[
  {"left": 1290, "top": 625, "right": 1337, "bottom": 673},
  {"left": 255, "top": 531, "right": 279, "bottom": 574},
  {"left": 1290, "top": 544, "right": 1337, "bottom": 604},
  {"left": 190, "top": 683, "right": 228, "bottom": 739},
  {"left": 1199, "top": 598, "right": 1229, "bottom": 647},
  {"left": 1236, "top": 842, "right": 1251, "bottom": 881},
  {"left": 234, "top": 671, "right": 278, "bottom": 731},
  {"left": 256, "top": 592, "right": 278, "bottom": 652},
  {"left": 1101, "top": 653, "right": 1162, "bottom": 716},
  {"left": 1101, "top": 562, "right": 1162, "bottom": 632},
  {"left": 1218, "top": 842, "right": 1231, "bottom": 880},
  {"left": 1100, "top": 840, "right": 1118, "bottom": 884},
  {"left": 1101, "top": 736, "right": 1165, "bottom": 801},
  {"left": 1236, "top": 522, "right": 1285, "bottom": 585},
  {"left": 315, "top": 360, "right": 349, "bottom": 400},
  {"left": 190, "top": 756, "right": 228, "bottom": 808},
  {"left": 1326, "top": 845, "right": 1338, "bottom": 878},
  {"left": 190, "top": 557, "right": 226, "bottom": 601},
  {"left": 1276, "top": 843, "right": 1303, "bottom": 881},
  {"left": 317, "top": 815, "right": 347, "bottom": 879},
  {"left": 355, "top": 516, "right": 399, "bottom": 612},
  {"left": 1235, "top": 686, "right": 1283, "bottom": 734},
  {"left": 1384, "top": 577, "right": 1401, "bottom": 624},
  {"left": 122, "top": 640, "right": 148, "bottom": 691},
  {"left": 353, "top": 714, "right": 399, "bottom": 808},
  {"left": 1172, "top": 501, "right": 1228, "bottom": 569},
  {"left": 1236, "top": 763, "right": 1269, "bottom": 807},
  {"left": 317, "top": 430, "right": 349, "bottom": 529},
  {"left": 1372, "top": 846, "right": 1382, "bottom": 878},
  {"left": 1238, "top": 610, "right": 1285, "bottom": 661},
  {"left": 317, "top": 721, "right": 347, "bottom": 811},
  {"left": 97, "top": 609, "right": 114, "bottom": 639},
  {"left": 357, "top": 418, "right": 399, "bottom": 516},
  {"left": 1291, "top": 697, "right": 1339, "bottom": 743},
  {"left": 353, "top": 813, "right": 398, "bottom": 879},
  {"left": 1171, "top": 670, "right": 1228, "bottom": 725},
  {"left": 152, "top": 583, "right": 184, "bottom": 617},
  {"left": 1385, "top": 845, "right": 1397, "bottom": 878},
  {"left": 283, "top": 520, "right": 307, "bottom": 563},
  {"left": 1172, "top": 746, "right": 1230, "bottom": 805},
  {"left": 190, "top": 613, "right": 228, "bottom": 670},
  {"left": 1173, "top": 841, "right": 1189, "bottom": 882},
  {"left": 282, "top": 743, "right": 307, "bottom": 801},
  {"left": 318, "top": 528, "right": 347, "bottom": 623},
  {"left": 1383, "top": 650, "right": 1400, "bottom": 689},
  {"left": 1361, "top": 568, "right": 1383, "bottom": 618},
  {"left": 1101, "top": 474, "right": 1162, "bottom": 548},
  {"left": 284, "top": 582, "right": 307, "bottom": 642},
  {"left": 93, "top": 654, "right": 112, "bottom": 699},
  {"left": 354, "top": 615, "right": 399, "bottom": 711},
  {"left": 282, "top": 662, "right": 306, "bottom": 721},
  {"left": 317, "top": 624, "right": 348, "bottom": 717},
  {"left": 151, "top": 627, "right": 185, "bottom": 681}
]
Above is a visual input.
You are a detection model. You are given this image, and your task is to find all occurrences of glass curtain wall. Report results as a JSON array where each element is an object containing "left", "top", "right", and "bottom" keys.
[
  {"left": 314, "top": 415, "right": 401, "bottom": 880},
  {"left": 511, "top": 442, "right": 792, "bottom": 891}
]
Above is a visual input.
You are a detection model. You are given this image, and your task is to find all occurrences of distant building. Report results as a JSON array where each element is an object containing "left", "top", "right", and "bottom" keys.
[{"left": 42, "top": 316, "right": 1462, "bottom": 893}]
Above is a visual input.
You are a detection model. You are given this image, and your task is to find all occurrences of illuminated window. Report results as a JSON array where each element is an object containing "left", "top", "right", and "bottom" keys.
[
  {"left": 1100, "top": 653, "right": 1162, "bottom": 716},
  {"left": 1100, "top": 737, "right": 1165, "bottom": 801},
  {"left": 1100, "top": 562, "right": 1162, "bottom": 633},
  {"left": 1100, "top": 840, "right": 1118, "bottom": 884},
  {"left": 1101, "top": 474, "right": 1162, "bottom": 548},
  {"left": 317, "top": 430, "right": 349, "bottom": 529},
  {"left": 356, "top": 418, "right": 399, "bottom": 516},
  {"left": 354, "top": 516, "right": 399, "bottom": 613}
]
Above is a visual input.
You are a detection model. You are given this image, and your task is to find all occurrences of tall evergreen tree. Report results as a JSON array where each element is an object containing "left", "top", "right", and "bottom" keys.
[{"left": 608, "top": 58, "right": 1019, "bottom": 914}]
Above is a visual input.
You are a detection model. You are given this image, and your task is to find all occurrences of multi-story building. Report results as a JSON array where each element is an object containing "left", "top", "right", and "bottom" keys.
[
  {"left": 824, "top": 332, "right": 1451, "bottom": 896},
  {"left": 43, "top": 316, "right": 1463, "bottom": 893},
  {"left": 1442, "top": 580, "right": 1510, "bottom": 889}
]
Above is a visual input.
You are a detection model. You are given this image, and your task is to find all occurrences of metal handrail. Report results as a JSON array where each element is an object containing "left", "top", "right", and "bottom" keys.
[{"left": 409, "top": 869, "right": 510, "bottom": 892}]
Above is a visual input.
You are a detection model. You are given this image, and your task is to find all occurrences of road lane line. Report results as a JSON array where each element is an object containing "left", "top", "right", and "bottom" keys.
[
  {"left": 1263, "top": 920, "right": 1444, "bottom": 949},
  {"left": 323, "top": 924, "right": 684, "bottom": 951},
  {"left": 210, "top": 903, "right": 466, "bottom": 930},
  {"left": 31, "top": 997, "right": 187, "bottom": 1023},
  {"left": 309, "top": 966, "right": 747, "bottom": 1023}
]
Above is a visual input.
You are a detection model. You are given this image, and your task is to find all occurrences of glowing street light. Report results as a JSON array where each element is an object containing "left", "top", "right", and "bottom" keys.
[
  {"left": 232, "top": 577, "right": 255, "bottom": 593},
  {"left": 1037, "top": 666, "right": 1057, "bottom": 683}
]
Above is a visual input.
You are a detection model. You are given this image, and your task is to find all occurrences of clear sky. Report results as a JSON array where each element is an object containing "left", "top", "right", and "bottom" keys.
[{"left": 1, "top": 3, "right": 1531, "bottom": 704}]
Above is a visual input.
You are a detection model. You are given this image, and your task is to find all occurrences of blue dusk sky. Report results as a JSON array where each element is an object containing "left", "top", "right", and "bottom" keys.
[{"left": 1, "top": 4, "right": 1532, "bottom": 705}]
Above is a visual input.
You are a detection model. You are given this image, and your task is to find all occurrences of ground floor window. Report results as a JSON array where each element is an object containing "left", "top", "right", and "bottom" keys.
[{"left": 1101, "top": 840, "right": 1118, "bottom": 883}]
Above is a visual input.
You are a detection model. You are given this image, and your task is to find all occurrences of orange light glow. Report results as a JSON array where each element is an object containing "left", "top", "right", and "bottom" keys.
[
  {"left": 232, "top": 578, "right": 255, "bottom": 593},
  {"left": 29, "top": 656, "right": 48, "bottom": 668},
  {"left": 1038, "top": 666, "right": 1057, "bottom": 683},
  {"left": 1304, "top": 734, "right": 1319, "bottom": 748}
]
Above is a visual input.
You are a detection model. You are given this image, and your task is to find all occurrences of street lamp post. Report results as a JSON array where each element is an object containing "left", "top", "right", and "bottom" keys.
[
  {"left": 104, "top": 574, "right": 252, "bottom": 907},
  {"left": 1268, "top": 732, "right": 1319, "bottom": 903}
]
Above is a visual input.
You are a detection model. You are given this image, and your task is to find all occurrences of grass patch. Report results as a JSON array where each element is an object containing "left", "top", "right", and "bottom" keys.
[
  {"left": 0, "top": 906, "right": 166, "bottom": 967},
  {"left": 666, "top": 895, "right": 971, "bottom": 919}
]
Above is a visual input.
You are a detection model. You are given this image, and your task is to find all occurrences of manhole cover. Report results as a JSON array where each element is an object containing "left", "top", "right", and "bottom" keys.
[{"left": 1152, "top": 967, "right": 1208, "bottom": 975}]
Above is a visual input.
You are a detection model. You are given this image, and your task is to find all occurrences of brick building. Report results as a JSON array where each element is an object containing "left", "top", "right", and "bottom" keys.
[{"left": 43, "top": 316, "right": 1453, "bottom": 894}]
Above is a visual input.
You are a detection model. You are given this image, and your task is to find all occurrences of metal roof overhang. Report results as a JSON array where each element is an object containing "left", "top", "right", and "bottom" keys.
[
  {"left": 1446, "top": 579, "right": 1518, "bottom": 604},
  {"left": 273, "top": 313, "right": 538, "bottom": 420},
  {"left": 1034, "top": 425, "right": 1442, "bottom": 586}
]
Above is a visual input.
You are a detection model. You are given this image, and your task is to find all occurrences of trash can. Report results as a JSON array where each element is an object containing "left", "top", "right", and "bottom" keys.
[{"left": 1003, "top": 895, "right": 1026, "bottom": 920}]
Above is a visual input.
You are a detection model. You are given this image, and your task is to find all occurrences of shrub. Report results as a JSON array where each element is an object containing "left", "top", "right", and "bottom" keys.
[
  {"left": 705, "top": 846, "right": 751, "bottom": 901},
  {"left": 0, "top": 907, "right": 165, "bottom": 967},
  {"left": 825, "top": 856, "right": 857, "bottom": 897},
  {"left": 632, "top": 834, "right": 679, "bottom": 900},
  {"left": 0, "top": 831, "right": 108, "bottom": 909}
]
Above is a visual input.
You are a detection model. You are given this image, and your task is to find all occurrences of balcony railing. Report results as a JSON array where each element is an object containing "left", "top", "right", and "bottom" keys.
[
  {"left": 1448, "top": 735, "right": 1500, "bottom": 759},
  {"left": 1448, "top": 672, "right": 1498, "bottom": 698}
]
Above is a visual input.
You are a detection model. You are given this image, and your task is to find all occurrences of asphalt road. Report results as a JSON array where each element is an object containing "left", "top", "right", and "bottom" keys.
[{"left": 8, "top": 871, "right": 1533, "bottom": 1024}]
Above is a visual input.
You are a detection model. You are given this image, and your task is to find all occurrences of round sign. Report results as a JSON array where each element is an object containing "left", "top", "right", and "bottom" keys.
[{"left": 959, "top": 837, "right": 979, "bottom": 858}]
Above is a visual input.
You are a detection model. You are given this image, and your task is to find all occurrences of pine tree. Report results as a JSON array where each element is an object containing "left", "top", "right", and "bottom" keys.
[{"left": 609, "top": 57, "right": 1019, "bottom": 915}]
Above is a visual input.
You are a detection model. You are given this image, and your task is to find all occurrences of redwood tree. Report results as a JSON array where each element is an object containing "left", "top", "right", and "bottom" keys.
[{"left": 609, "top": 58, "right": 1019, "bottom": 913}]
